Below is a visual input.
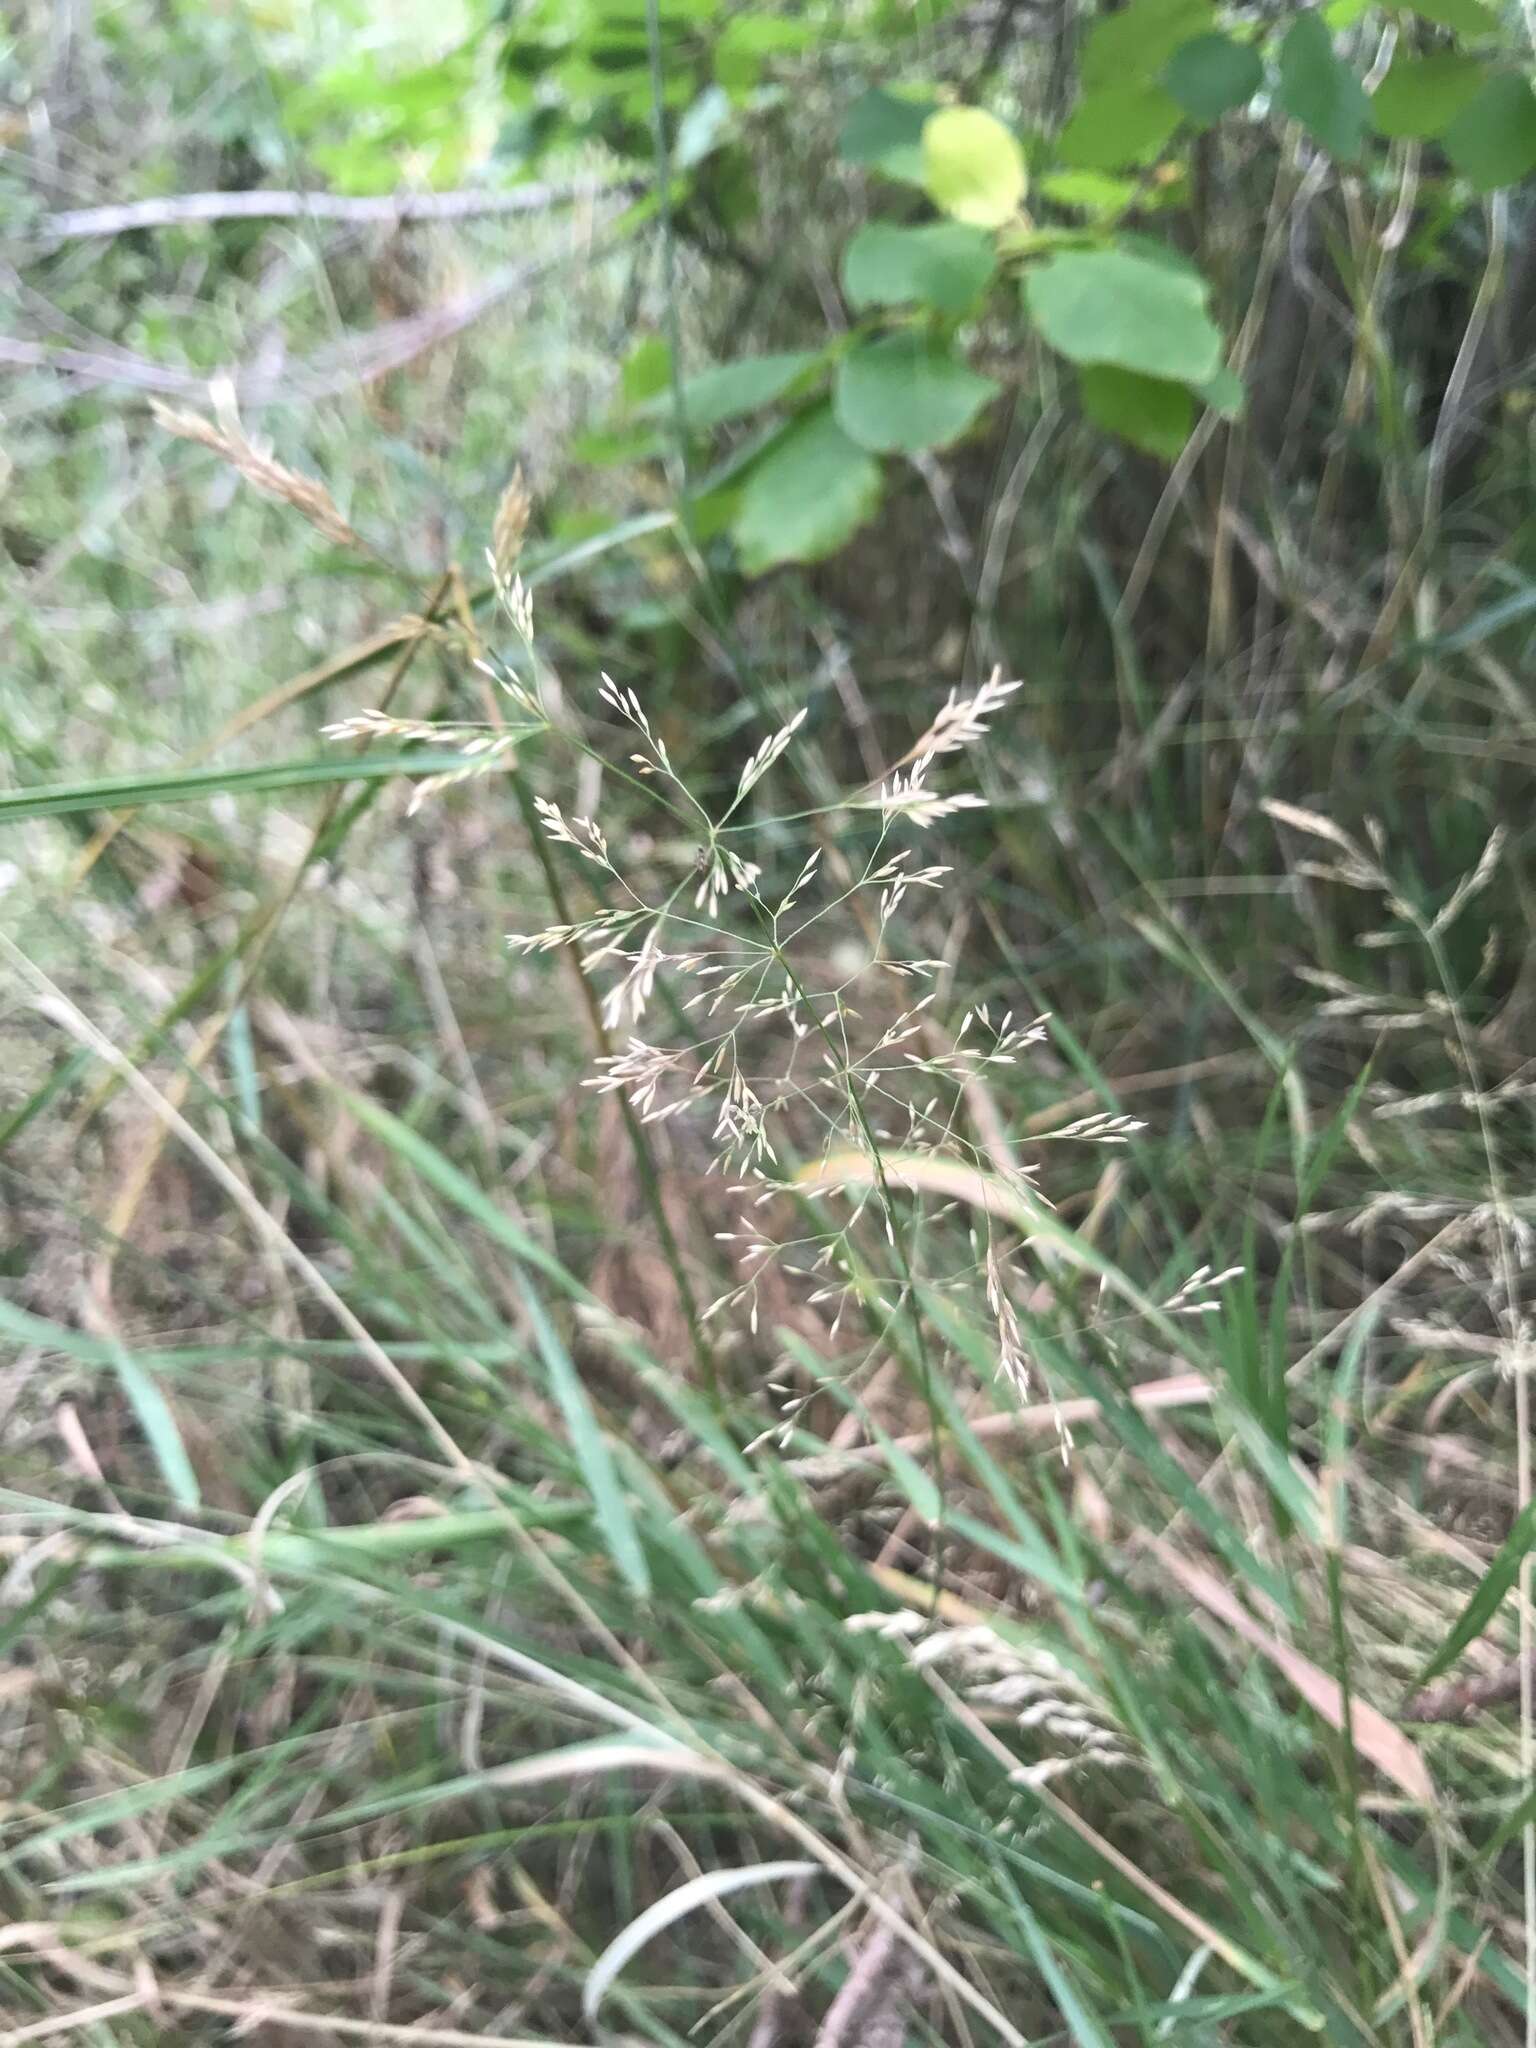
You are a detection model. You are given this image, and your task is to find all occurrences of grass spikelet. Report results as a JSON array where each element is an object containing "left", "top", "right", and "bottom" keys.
[
  {"left": 491, "top": 463, "right": 532, "bottom": 583},
  {"left": 150, "top": 393, "right": 360, "bottom": 550}
]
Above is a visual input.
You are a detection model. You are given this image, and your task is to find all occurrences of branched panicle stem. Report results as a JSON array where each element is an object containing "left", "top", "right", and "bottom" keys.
[{"left": 511, "top": 772, "right": 720, "bottom": 1402}]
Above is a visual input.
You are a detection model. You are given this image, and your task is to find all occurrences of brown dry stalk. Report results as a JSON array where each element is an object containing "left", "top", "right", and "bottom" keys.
[
  {"left": 1021, "top": 1050, "right": 1260, "bottom": 1135},
  {"left": 1404, "top": 1654, "right": 1536, "bottom": 1724},
  {"left": 39, "top": 176, "right": 624, "bottom": 240},
  {"left": 813, "top": 1922, "right": 913, "bottom": 2048}
]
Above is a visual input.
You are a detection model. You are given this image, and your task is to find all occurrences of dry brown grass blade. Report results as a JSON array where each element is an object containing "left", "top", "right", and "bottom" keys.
[
  {"left": 797, "top": 1149, "right": 1039, "bottom": 1232},
  {"left": 790, "top": 1373, "right": 1213, "bottom": 1477},
  {"left": 1021, "top": 1050, "right": 1261, "bottom": 1136},
  {"left": 813, "top": 1922, "right": 911, "bottom": 2048},
  {"left": 1405, "top": 1652, "right": 1536, "bottom": 1724},
  {"left": 1143, "top": 1535, "right": 1436, "bottom": 1805}
]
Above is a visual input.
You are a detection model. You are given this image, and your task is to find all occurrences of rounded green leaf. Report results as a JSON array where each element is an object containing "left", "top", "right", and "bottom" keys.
[
  {"left": 1058, "top": 83, "right": 1183, "bottom": 170},
  {"left": 1164, "top": 34, "right": 1264, "bottom": 122},
  {"left": 842, "top": 222, "right": 997, "bottom": 314},
  {"left": 1443, "top": 71, "right": 1536, "bottom": 191},
  {"left": 1022, "top": 247, "right": 1223, "bottom": 384},
  {"left": 642, "top": 351, "right": 823, "bottom": 431},
  {"left": 833, "top": 335, "right": 1001, "bottom": 453},
  {"left": 921, "top": 106, "right": 1027, "bottom": 228},
  {"left": 621, "top": 336, "right": 672, "bottom": 404},
  {"left": 731, "top": 407, "right": 884, "bottom": 571},
  {"left": 1370, "top": 53, "right": 1486, "bottom": 140},
  {"left": 839, "top": 87, "right": 937, "bottom": 183},
  {"left": 1397, "top": 0, "right": 1498, "bottom": 34},
  {"left": 1080, "top": 366, "right": 1193, "bottom": 459},
  {"left": 1082, "top": 0, "right": 1214, "bottom": 90},
  {"left": 714, "top": 14, "right": 817, "bottom": 94},
  {"left": 1275, "top": 13, "right": 1369, "bottom": 160}
]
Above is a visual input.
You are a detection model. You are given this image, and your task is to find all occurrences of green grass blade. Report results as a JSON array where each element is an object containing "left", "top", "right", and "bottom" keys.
[
  {"left": 103, "top": 1330, "right": 202, "bottom": 1509},
  {"left": 0, "top": 751, "right": 485, "bottom": 824},
  {"left": 1415, "top": 1494, "right": 1536, "bottom": 1688},
  {"left": 342, "top": 1090, "right": 579, "bottom": 1294},
  {"left": 516, "top": 1274, "right": 651, "bottom": 1600}
]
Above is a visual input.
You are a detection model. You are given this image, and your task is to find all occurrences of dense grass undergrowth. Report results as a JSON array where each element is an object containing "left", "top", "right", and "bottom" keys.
[{"left": 5, "top": 2, "right": 1536, "bottom": 2044}]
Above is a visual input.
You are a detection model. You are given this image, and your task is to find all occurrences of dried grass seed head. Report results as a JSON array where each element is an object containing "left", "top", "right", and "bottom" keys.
[
  {"left": 492, "top": 463, "right": 532, "bottom": 584},
  {"left": 151, "top": 393, "right": 360, "bottom": 551}
]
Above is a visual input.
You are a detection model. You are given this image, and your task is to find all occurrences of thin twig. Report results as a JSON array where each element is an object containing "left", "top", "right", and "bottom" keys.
[
  {"left": 813, "top": 1922, "right": 911, "bottom": 2048},
  {"left": 34, "top": 177, "right": 630, "bottom": 240},
  {"left": 3, "top": 230, "right": 624, "bottom": 405},
  {"left": 788, "top": 1373, "right": 1212, "bottom": 1480}
]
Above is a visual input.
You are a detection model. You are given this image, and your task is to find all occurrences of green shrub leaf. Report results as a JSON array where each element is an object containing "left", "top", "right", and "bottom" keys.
[
  {"left": 1039, "top": 170, "right": 1143, "bottom": 216},
  {"left": 1082, "top": 0, "right": 1214, "bottom": 90},
  {"left": 1397, "top": 0, "right": 1498, "bottom": 34},
  {"left": 642, "top": 350, "right": 823, "bottom": 431},
  {"left": 1276, "top": 12, "right": 1370, "bottom": 160},
  {"left": 1023, "top": 247, "right": 1223, "bottom": 383},
  {"left": 731, "top": 406, "right": 884, "bottom": 570},
  {"left": 713, "top": 13, "right": 819, "bottom": 93},
  {"left": 1058, "top": 83, "right": 1183, "bottom": 170},
  {"left": 838, "top": 87, "right": 936, "bottom": 182},
  {"left": 842, "top": 221, "right": 996, "bottom": 313},
  {"left": 1080, "top": 366, "right": 1193, "bottom": 459},
  {"left": 921, "top": 105, "right": 1027, "bottom": 227},
  {"left": 834, "top": 334, "right": 1000, "bottom": 453},
  {"left": 1198, "top": 363, "right": 1246, "bottom": 418},
  {"left": 1164, "top": 33, "right": 1264, "bottom": 122},
  {"left": 621, "top": 335, "right": 671, "bottom": 404},
  {"left": 1370, "top": 53, "right": 1487, "bottom": 139},
  {"left": 1443, "top": 71, "right": 1536, "bottom": 191}
]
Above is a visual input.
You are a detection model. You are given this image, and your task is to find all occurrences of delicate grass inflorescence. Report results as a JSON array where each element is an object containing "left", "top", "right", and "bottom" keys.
[{"left": 338, "top": 482, "right": 1210, "bottom": 1453}]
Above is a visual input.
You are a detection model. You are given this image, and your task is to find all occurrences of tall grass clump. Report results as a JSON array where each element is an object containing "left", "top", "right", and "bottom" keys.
[
  {"left": 2, "top": 421, "right": 1532, "bottom": 2046},
  {"left": 5, "top": 0, "right": 1536, "bottom": 2037}
]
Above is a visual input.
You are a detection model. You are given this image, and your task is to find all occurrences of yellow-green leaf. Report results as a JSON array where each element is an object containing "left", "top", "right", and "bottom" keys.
[{"left": 921, "top": 105, "right": 1027, "bottom": 227}]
